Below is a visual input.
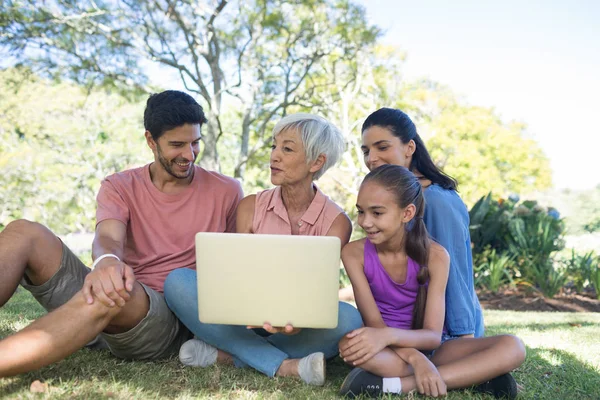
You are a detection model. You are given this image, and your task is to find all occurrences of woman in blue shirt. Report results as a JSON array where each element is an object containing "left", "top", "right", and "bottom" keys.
[
  {"left": 360, "top": 107, "right": 483, "bottom": 339},
  {"left": 341, "top": 107, "right": 521, "bottom": 398}
]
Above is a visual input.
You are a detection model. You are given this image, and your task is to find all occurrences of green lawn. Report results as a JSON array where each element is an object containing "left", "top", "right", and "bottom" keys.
[{"left": 1, "top": 289, "right": 599, "bottom": 399}]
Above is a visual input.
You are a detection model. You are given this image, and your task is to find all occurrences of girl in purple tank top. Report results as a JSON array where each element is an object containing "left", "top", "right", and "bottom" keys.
[{"left": 338, "top": 165, "right": 525, "bottom": 399}]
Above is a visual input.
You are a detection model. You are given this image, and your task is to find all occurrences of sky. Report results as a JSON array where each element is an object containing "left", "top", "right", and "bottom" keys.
[{"left": 354, "top": 0, "right": 600, "bottom": 190}]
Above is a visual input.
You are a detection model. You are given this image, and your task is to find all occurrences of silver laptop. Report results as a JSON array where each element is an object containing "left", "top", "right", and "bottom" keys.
[{"left": 195, "top": 232, "right": 340, "bottom": 329}]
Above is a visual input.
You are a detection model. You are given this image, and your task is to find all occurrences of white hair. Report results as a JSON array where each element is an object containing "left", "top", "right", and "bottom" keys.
[{"left": 272, "top": 113, "right": 345, "bottom": 180}]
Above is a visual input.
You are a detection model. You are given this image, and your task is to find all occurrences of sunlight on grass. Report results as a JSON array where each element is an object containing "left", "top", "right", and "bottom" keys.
[
  {"left": 537, "top": 349, "right": 565, "bottom": 367},
  {"left": 8, "top": 320, "right": 31, "bottom": 332},
  {"left": 484, "top": 310, "right": 600, "bottom": 369}
]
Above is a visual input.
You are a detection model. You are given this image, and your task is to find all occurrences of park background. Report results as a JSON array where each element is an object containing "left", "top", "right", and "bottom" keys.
[{"left": 1, "top": 0, "right": 599, "bottom": 398}]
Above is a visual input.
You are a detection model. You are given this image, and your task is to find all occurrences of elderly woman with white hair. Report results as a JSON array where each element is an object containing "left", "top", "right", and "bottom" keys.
[{"left": 163, "top": 113, "right": 363, "bottom": 385}]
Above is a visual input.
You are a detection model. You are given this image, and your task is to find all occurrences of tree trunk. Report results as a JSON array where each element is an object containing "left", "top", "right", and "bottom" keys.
[
  {"left": 234, "top": 111, "right": 251, "bottom": 180},
  {"left": 199, "top": 117, "right": 220, "bottom": 172}
]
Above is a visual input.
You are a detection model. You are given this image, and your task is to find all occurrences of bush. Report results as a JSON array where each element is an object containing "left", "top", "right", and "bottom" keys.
[
  {"left": 473, "top": 247, "right": 513, "bottom": 293},
  {"left": 591, "top": 262, "right": 600, "bottom": 300},
  {"left": 470, "top": 193, "right": 567, "bottom": 298},
  {"left": 566, "top": 250, "right": 600, "bottom": 299},
  {"left": 469, "top": 193, "right": 516, "bottom": 255},
  {"left": 563, "top": 249, "right": 597, "bottom": 294}
]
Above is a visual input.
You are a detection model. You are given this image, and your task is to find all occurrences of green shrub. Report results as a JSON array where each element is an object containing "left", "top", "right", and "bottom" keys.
[
  {"left": 561, "top": 249, "right": 600, "bottom": 299},
  {"left": 470, "top": 193, "right": 564, "bottom": 254},
  {"left": 469, "top": 193, "right": 516, "bottom": 255},
  {"left": 470, "top": 193, "right": 567, "bottom": 298},
  {"left": 563, "top": 249, "right": 596, "bottom": 293},
  {"left": 588, "top": 257, "right": 600, "bottom": 300},
  {"left": 522, "top": 259, "right": 568, "bottom": 298},
  {"left": 474, "top": 248, "right": 513, "bottom": 293},
  {"left": 506, "top": 215, "right": 566, "bottom": 298}
]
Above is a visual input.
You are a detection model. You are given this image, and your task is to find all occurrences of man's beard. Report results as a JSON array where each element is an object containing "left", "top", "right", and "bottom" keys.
[{"left": 156, "top": 145, "right": 195, "bottom": 180}]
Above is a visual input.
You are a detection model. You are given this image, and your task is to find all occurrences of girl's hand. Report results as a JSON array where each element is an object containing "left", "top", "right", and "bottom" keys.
[
  {"left": 339, "top": 327, "right": 390, "bottom": 365},
  {"left": 411, "top": 354, "right": 447, "bottom": 397}
]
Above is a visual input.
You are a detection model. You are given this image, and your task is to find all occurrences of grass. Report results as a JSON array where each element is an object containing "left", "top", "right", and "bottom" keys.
[{"left": 1, "top": 289, "right": 599, "bottom": 399}]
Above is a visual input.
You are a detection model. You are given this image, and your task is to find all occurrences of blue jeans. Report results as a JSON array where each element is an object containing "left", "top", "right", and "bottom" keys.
[{"left": 164, "top": 268, "right": 363, "bottom": 377}]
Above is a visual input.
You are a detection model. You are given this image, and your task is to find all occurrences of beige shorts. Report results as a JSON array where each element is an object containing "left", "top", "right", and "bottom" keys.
[{"left": 20, "top": 241, "right": 191, "bottom": 360}]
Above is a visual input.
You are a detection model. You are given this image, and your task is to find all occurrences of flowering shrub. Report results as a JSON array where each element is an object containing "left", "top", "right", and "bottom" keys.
[{"left": 470, "top": 193, "right": 567, "bottom": 297}]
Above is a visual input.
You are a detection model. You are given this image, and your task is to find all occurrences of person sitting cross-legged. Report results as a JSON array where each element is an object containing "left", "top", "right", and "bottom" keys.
[
  {"left": 338, "top": 165, "right": 526, "bottom": 399},
  {"left": 164, "top": 113, "right": 364, "bottom": 386},
  {"left": 0, "top": 90, "right": 243, "bottom": 377}
]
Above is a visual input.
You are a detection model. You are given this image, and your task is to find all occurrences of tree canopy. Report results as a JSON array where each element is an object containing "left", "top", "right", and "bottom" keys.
[
  {"left": 0, "top": 1, "right": 554, "bottom": 233},
  {"left": 0, "top": 67, "right": 147, "bottom": 232},
  {"left": 1, "top": 0, "right": 379, "bottom": 177}
]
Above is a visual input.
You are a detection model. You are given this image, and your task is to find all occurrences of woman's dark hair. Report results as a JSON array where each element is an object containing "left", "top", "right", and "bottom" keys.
[
  {"left": 362, "top": 164, "right": 431, "bottom": 329},
  {"left": 144, "top": 90, "right": 208, "bottom": 141},
  {"left": 362, "top": 107, "right": 458, "bottom": 191}
]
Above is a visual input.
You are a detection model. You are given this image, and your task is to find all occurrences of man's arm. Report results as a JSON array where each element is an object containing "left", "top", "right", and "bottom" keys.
[
  {"left": 83, "top": 219, "right": 135, "bottom": 307},
  {"left": 92, "top": 219, "right": 126, "bottom": 261}
]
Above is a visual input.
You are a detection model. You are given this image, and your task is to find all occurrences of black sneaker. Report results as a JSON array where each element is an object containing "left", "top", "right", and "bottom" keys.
[
  {"left": 339, "top": 367, "right": 385, "bottom": 398},
  {"left": 474, "top": 373, "right": 518, "bottom": 399}
]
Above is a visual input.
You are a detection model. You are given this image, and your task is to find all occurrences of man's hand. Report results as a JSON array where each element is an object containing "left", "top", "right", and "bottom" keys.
[
  {"left": 82, "top": 258, "right": 135, "bottom": 307},
  {"left": 339, "top": 327, "right": 390, "bottom": 365},
  {"left": 410, "top": 352, "right": 447, "bottom": 397},
  {"left": 247, "top": 323, "right": 301, "bottom": 335}
]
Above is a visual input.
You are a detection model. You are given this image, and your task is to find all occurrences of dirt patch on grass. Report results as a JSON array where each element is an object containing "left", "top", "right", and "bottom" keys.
[
  {"left": 478, "top": 288, "right": 600, "bottom": 313},
  {"left": 340, "top": 286, "right": 600, "bottom": 312}
]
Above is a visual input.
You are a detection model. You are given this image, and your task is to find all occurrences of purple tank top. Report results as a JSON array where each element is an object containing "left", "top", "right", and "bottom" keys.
[{"left": 364, "top": 239, "right": 421, "bottom": 330}]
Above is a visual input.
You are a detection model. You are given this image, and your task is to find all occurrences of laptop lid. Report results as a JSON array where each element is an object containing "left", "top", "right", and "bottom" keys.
[{"left": 195, "top": 232, "right": 340, "bottom": 329}]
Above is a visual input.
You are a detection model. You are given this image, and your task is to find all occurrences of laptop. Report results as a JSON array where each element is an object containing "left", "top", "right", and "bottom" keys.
[{"left": 195, "top": 232, "right": 341, "bottom": 329}]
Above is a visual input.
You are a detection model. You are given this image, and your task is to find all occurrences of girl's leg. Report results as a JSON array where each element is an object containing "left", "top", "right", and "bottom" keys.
[
  {"left": 164, "top": 269, "right": 287, "bottom": 377},
  {"left": 338, "top": 325, "right": 414, "bottom": 378},
  {"left": 338, "top": 347, "right": 419, "bottom": 398},
  {"left": 351, "top": 347, "right": 414, "bottom": 377},
  {"left": 399, "top": 335, "right": 526, "bottom": 392},
  {"left": 340, "top": 336, "right": 525, "bottom": 398},
  {"left": 432, "top": 335, "right": 525, "bottom": 386}
]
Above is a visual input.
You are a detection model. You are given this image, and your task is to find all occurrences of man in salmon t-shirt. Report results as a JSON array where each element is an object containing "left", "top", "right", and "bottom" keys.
[{"left": 0, "top": 90, "right": 243, "bottom": 377}]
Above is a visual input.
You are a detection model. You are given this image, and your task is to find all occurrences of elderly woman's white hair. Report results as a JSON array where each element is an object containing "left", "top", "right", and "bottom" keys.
[{"left": 272, "top": 113, "right": 345, "bottom": 180}]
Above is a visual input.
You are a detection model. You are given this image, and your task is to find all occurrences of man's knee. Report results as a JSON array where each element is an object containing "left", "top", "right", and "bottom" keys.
[
  {"left": 69, "top": 289, "right": 124, "bottom": 321},
  {"left": 3, "top": 219, "right": 57, "bottom": 253},
  {"left": 103, "top": 282, "right": 150, "bottom": 334},
  {"left": 3, "top": 219, "right": 41, "bottom": 241}
]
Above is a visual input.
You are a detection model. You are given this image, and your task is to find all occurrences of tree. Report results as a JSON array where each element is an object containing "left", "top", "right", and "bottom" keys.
[
  {"left": 385, "top": 81, "right": 553, "bottom": 205},
  {"left": 303, "top": 44, "right": 408, "bottom": 222},
  {"left": 1, "top": 0, "right": 379, "bottom": 180},
  {"left": 0, "top": 67, "right": 147, "bottom": 233},
  {"left": 426, "top": 104, "right": 552, "bottom": 204}
]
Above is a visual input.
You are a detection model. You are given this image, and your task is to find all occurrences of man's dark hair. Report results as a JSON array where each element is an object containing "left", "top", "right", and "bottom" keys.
[{"left": 143, "top": 90, "right": 208, "bottom": 140}]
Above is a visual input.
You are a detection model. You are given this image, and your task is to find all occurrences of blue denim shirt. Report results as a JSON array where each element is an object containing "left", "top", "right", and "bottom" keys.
[{"left": 423, "top": 185, "right": 484, "bottom": 337}]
